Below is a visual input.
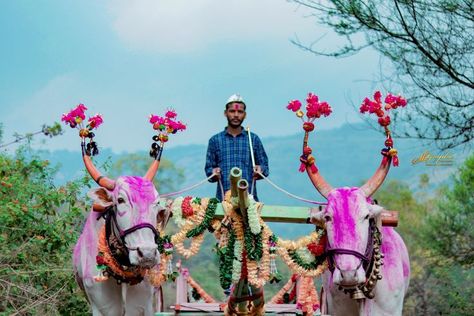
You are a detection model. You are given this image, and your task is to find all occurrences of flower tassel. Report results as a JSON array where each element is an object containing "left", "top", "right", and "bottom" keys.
[
  {"left": 94, "top": 253, "right": 109, "bottom": 282},
  {"left": 389, "top": 148, "right": 399, "bottom": 167},
  {"left": 300, "top": 147, "right": 318, "bottom": 174}
]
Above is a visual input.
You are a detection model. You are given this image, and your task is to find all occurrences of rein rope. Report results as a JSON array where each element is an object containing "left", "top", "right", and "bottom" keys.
[
  {"left": 160, "top": 173, "right": 217, "bottom": 197},
  {"left": 159, "top": 170, "right": 327, "bottom": 206},
  {"left": 256, "top": 171, "right": 327, "bottom": 205}
]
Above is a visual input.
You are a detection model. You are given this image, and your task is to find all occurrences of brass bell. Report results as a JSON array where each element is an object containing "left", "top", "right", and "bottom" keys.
[
  {"left": 371, "top": 274, "right": 378, "bottom": 280},
  {"left": 377, "top": 275, "right": 383, "bottom": 280},
  {"left": 374, "top": 268, "right": 380, "bottom": 274},
  {"left": 368, "top": 280, "right": 374, "bottom": 286},
  {"left": 366, "top": 292, "right": 375, "bottom": 299},
  {"left": 351, "top": 289, "right": 366, "bottom": 300}
]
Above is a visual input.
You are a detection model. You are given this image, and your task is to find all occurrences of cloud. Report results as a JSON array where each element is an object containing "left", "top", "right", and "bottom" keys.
[{"left": 107, "top": 0, "right": 318, "bottom": 53}]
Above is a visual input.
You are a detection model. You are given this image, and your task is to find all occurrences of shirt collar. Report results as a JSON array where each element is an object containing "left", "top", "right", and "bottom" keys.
[{"left": 224, "top": 126, "right": 247, "bottom": 137}]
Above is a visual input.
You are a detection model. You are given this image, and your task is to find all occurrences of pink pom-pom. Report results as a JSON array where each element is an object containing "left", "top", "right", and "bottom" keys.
[{"left": 299, "top": 162, "right": 306, "bottom": 173}]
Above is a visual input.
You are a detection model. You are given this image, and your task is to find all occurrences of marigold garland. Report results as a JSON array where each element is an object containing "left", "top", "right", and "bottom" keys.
[
  {"left": 171, "top": 197, "right": 213, "bottom": 258},
  {"left": 95, "top": 226, "right": 147, "bottom": 283},
  {"left": 277, "top": 245, "right": 327, "bottom": 277},
  {"left": 296, "top": 276, "right": 320, "bottom": 315}
]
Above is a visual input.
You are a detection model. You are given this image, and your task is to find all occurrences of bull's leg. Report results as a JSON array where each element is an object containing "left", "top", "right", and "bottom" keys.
[
  {"left": 83, "top": 278, "right": 124, "bottom": 316},
  {"left": 124, "top": 280, "right": 155, "bottom": 316}
]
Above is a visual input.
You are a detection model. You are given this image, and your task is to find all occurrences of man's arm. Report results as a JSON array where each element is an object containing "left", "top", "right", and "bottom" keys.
[
  {"left": 253, "top": 135, "right": 269, "bottom": 178},
  {"left": 205, "top": 137, "right": 220, "bottom": 182}
]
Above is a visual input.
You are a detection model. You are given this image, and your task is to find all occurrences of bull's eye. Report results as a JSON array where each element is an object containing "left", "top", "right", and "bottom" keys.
[
  {"left": 117, "top": 197, "right": 125, "bottom": 204},
  {"left": 324, "top": 215, "right": 332, "bottom": 222}
]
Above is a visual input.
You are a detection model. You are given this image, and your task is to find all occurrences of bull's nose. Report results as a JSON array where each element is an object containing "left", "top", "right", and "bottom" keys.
[
  {"left": 341, "top": 269, "right": 357, "bottom": 280},
  {"left": 136, "top": 246, "right": 158, "bottom": 259}
]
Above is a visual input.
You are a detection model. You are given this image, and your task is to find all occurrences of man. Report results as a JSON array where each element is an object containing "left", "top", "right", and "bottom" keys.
[{"left": 205, "top": 94, "right": 269, "bottom": 201}]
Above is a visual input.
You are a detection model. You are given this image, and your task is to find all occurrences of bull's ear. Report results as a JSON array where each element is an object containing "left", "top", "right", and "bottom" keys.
[
  {"left": 309, "top": 207, "right": 325, "bottom": 226},
  {"left": 88, "top": 187, "right": 114, "bottom": 210},
  {"left": 157, "top": 202, "right": 171, "bottom": 231},
  {"left": 368, "top": 203, "right": 384, "bottom": 217}
]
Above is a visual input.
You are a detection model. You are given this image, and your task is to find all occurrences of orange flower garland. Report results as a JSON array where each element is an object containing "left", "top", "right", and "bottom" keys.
[
  {"left": 296, "top": 276, "right": 319, "bottom": 315},
  {"left": 95, "top": 226, "right": 147, "bottom": 282},
  {"left": 171, "top": 198, "right": 210, "bottom": 259}
]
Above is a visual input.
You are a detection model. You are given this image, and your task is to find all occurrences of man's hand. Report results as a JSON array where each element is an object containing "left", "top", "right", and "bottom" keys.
[
  {"left": 212, "top": 167, "right": 221, "bottom": 181},
  {"left": 253, "top": 165, "right": 263, "bottom": 180}
]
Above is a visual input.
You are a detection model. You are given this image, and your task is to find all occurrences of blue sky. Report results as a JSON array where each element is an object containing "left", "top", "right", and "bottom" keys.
[{"left": 0, "top": 1, "right": 382, "bottom": 153}]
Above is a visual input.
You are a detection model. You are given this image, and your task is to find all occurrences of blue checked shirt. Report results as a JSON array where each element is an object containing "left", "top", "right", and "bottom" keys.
[{"left": 205, "top": 128, "right": 269, "bottom": 201}]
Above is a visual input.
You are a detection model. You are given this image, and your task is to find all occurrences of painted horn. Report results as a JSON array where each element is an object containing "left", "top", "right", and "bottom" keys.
[
  {"left": 360, "top": 156, "right": 392, "bottom": 197},
  {"left": 82, "top": 142, "right": 115, "bottom": 190},
  {"left": 306, "top": 165, "right": 333, "bottom": 199},
  {"left": 144, "top": 145, "right": 163, "bottom": 181}
]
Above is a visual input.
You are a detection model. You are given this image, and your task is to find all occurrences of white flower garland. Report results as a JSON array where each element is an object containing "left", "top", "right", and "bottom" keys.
[
  {"left": 232, "top": 240, "right": 243, "bottom": 283},
  {"left": 247, "top": 197, "right": 262, "bottom": 234},
  {"left": 171, "top": 196, "right": 186, "bottom": 227}
]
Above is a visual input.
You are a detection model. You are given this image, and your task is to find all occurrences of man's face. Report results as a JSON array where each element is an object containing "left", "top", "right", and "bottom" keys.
[{"left": 224, "top": 102, "right": 246, "bottom": 128}]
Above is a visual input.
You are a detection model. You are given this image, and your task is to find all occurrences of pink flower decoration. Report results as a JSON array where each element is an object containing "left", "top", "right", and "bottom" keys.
[
  {"left": 286, "top": 100, "right": 302, "bottom": 112},
  {"left": 61, "top": 103, "right": 90, "bottom": 128},
  {"left": 149, "top": 110, "right": 186, "bottom": 140},
  {"left": 306, "top": 92, "right": 319, "bottom": 106},
  {"left": 88, "top": 114, "right": 103, "bottom": 129},
  {"left": 360, "top": 91, "right": 407, "bottom": 127},
  {"left": 165, "top": 110, "right": 177, "bottom": 119}
]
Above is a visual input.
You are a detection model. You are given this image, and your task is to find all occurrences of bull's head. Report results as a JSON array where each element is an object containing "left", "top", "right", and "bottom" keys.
[
  {"left": 83, "top": 147, "right": 169, "bottom": 268},
  {"left": 309, "top": 158, "right": 390, "bottom": 288}
]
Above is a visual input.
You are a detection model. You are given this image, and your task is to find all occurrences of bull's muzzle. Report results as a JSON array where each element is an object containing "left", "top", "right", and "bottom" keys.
[
  {"left": 334, "top": 266, "right": 366, "bottom": 287},
  {"left": 130, "top": 246, "right": 159, "bottom": 268}
]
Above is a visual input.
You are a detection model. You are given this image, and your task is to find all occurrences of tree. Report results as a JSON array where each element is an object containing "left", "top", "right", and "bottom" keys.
[
  {"left": 111, "top": 153, "right": 185, "bottom": 194},
  {"left": 374, "top": 178, "right": 473, "bottom": 315},
  {"left": 422, "top": 153, "right": 474, "bottom": 267},
  {"left": 0, "top": 143, "right": 90, "bottom": 314},
  {"left": 291, "top": 0, "right": 474, "bottom": 149}
]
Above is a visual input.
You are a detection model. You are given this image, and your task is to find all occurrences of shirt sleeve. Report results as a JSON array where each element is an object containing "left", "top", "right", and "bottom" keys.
[
  {"left": 253, "top": 134, "right": 269, "bottom": 177},
  {"left": 205, "top": 136, "right": 218, "bottom": 182}
]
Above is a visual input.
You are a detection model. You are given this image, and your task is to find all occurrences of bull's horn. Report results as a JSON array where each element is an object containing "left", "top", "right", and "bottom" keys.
[
  {"left": 306, "top": 166, "right": 333, "bottom": 199},
  {"left": 144, "top": 160, "right": 160, "bottom": 181},
  {"left": 144, "top": 146, "right": 163, "bottom": 181},
  {"left": 82, "top": 142, "right": 115, "bottom": 190},
  {"left": 361, "top": 157, "right": 392, "bottom": 197}
]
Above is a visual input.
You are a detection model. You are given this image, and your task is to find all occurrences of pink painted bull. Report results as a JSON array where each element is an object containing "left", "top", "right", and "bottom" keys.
[
  {"left": 73, "top": 146, "right": 169, "bottom": 315},
  {"left": 308, "top": 158, "right": 410, "bottom": 315}
]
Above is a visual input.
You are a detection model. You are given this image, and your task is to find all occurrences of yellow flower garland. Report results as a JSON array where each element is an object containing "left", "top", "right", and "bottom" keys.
[{"left": 171, "top": 197, "right": 210, "bottom": 258}]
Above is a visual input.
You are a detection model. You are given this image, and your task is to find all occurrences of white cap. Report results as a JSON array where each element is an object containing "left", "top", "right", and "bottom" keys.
[{"left": 226, "top": 94, "right": 246, "bottom": 107}]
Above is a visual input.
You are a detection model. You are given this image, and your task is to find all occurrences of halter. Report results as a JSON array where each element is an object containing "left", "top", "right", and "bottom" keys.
[
  {"left": 325, "top": 219, "right": 384, "bottom": 299},
  {"left": 98, "top": 205, "right": 160, "bottom": 284},
  {"left": 326, "top": 219, "right": 376, "bottom": 273}
]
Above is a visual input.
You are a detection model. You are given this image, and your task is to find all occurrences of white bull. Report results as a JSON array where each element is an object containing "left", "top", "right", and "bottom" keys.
[
  {"left": 73, "top": 150, "right": 169, "bottom": 315},
  {"left": 307, "top": 156, "right": 410, "bottom": 315}
]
